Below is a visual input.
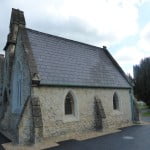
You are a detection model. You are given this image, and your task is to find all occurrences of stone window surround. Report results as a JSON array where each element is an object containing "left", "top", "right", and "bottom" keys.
[
  {"left": 112, "top": 91, "right": 124, "bottom": 117},
  {"left": 63, "top": 90, "right": 79, "bottom": 123},
  {"left": 65, "top": 92, "right": 74, "bottom": 115},
  {"left": 113, "top": 91, "right": 121, "bottom": 112}
]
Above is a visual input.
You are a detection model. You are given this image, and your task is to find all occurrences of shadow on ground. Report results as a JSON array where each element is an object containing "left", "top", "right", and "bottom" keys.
[{"left": 0, "top": 132, "right": 11, "bottom": 150}]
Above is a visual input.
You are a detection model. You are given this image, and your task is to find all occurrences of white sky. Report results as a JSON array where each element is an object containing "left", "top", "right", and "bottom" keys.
[{"left": 0, "top": 0, "right": 150, "bottom": 76}]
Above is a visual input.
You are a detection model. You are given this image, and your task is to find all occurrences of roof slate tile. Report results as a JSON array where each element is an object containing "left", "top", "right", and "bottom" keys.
[{"left": 26, "top": 28, "right": 130, "bottom": 88}]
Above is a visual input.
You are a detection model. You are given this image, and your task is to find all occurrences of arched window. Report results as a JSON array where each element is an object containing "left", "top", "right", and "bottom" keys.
[
  {"left": 65, "top": 92, "right": 74, "bottom": 115},
  {"left": 12, "top": 61, "right": 22, "bottom": 113},
  {"left": 16, "top": 62, "right": 22, "bottom": 107},
  {"left": 113, "top": 92, "right": 119, "bottom": 110}
]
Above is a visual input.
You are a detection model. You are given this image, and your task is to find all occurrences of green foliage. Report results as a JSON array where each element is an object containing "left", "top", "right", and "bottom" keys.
[
  {"left": 137, "top": 102, "right": 149, "bottom": 110},
  {"left": 133, "top": 57, "right": 150, "bottom": 105}
]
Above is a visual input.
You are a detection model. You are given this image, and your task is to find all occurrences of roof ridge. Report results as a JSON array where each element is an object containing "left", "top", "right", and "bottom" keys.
[{"left": 26, "top": 28, "right": 103, "bottom": 51}]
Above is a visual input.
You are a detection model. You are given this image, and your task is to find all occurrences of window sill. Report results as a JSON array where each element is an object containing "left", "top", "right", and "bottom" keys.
[
  {"left": 112, "top": 110, "right": 122, "bottom": 115},
  {"left": 63, "top": 114, "right": 79, "bottom": 123}
]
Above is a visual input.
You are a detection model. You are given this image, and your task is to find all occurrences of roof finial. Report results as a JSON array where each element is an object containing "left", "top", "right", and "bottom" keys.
[{"left": 103, "top": 46, "right": 107, "bottom": 50}]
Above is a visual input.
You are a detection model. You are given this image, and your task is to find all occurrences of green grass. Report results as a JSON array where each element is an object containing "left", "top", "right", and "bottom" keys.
[
  {"left": 136, "top": 101, "right": 150, "bottom": 117},
  {"left": 142, "top": 112, "right": 150, "bottom": 117}
]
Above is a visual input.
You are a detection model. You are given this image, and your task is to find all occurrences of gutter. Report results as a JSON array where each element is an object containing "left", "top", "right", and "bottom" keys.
[{"left": 33, "top": 82, "right": 131, "bottom": 89}]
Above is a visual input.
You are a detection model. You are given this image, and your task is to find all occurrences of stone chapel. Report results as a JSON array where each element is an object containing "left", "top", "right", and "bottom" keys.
[{"left": 0, "top": 8, "right": 135, "bottom": 145}]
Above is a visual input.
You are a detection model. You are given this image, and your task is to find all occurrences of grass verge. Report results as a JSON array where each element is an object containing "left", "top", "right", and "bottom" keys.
[{"left": 142, "top": 112, "right": 150, "bottom": 117}]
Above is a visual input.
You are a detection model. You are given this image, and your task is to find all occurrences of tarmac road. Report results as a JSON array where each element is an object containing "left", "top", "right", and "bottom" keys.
[
  {"left": 0, "top": 124, "right": 150, "bottom": 150},
  {"left": 44, "top": 124, "right": 150, "bottom": 150}
]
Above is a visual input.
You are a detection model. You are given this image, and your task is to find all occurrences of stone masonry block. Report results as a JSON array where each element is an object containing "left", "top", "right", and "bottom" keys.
[
  {"left": 34, "top": 127, "right": 43, "bottom": 142},
  {"left": 31, "top": 97, "right": 40, "bottom": 106},
  {"left": 33, "top": 117, "right": 43, "bottom": 128},
  {"left": 32, "top": 106, "right": 41, "bottom": 117}
]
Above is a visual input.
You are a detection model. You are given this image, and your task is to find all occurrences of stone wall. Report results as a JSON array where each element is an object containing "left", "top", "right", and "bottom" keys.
[
  {"left": 0, "top": 55, "right": 4, "bottom": 118},
  {"left": 17, "top": 96, "right": 43, "bottom": 145},
  {"left": 0, "top": 55, "right": 4, "bottom": 96},
  {"left": 0, "top": 31, "right": 31, "bottom": 132},
  {"left": 10, "top": 31, "right": 31, "bottom": 129},
  {"left": 17, "top": 97, "right": 33, "bottom": 145},
  {"left": 32, "top": 87, "right": 132, "bottom": 139}
]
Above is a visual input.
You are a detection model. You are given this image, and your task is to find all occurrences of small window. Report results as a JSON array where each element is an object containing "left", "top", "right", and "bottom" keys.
[
  {"left": 65, "top": 92, "right": 74, "bottom": 115},
  {"left": 113, "top": 92, "right": 119, "bottom": 110}
]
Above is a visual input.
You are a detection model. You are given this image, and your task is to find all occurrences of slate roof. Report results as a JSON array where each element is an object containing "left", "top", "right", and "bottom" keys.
[{"left": 25, "top": 28, "right": 131, "bottom": 88}]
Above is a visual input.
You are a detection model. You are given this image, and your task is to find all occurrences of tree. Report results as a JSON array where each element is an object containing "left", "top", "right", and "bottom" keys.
[{"left": 133, "top": 57, "right": 150, "bottom": 105}]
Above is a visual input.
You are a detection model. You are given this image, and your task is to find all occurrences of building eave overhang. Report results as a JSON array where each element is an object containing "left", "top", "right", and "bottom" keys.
[{"left": 33, "top": 83, "right": 131, "bottom": 89}]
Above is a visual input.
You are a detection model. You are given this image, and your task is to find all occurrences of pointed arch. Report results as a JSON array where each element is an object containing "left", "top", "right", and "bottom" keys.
[
  {"left": 113, "top": 92, "right": 119, "bottom": 110},
  {"left": 65, "top": 92, "right": 74, "bottom": 115},
  {"left": 63, "top": 90, "right": 79, "bottom": 122}
]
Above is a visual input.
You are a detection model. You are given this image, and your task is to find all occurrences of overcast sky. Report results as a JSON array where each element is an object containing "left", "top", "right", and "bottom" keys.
[{"left": 0, "top": 0, "right": 150, "bottom": 75}]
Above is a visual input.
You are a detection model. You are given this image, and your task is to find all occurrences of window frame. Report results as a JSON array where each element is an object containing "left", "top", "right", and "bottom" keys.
[
  {"left": 113, "top": 92, "right": 119, "bottom": 110},
  {"left": 65, "top": 92, "right": 74, "bottom": 115},
  {"left": 63, "top": 91, "right": 79, "bottom": 122}
]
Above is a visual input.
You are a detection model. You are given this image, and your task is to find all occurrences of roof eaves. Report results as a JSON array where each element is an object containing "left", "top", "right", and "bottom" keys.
[{"left": 37, "top": 83, "right": 131, "bottom": 89}]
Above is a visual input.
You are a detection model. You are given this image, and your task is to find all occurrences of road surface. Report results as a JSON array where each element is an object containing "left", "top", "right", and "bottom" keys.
[{"left": 44, "top": 125, "right": 150, "bottom": 150}]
